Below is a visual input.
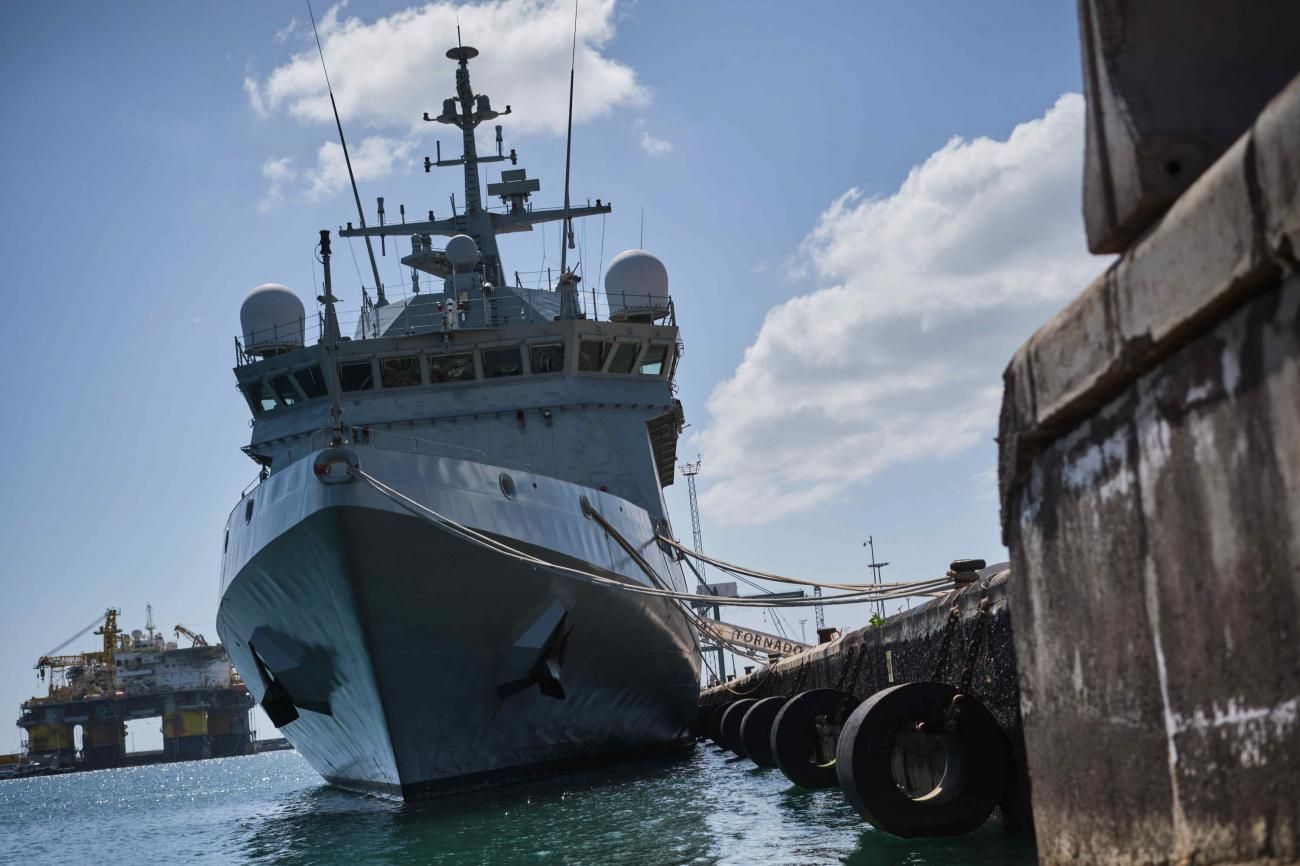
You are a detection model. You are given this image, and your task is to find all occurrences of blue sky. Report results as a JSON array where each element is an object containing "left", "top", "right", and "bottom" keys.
[{"left": 0, "top": 1, "right": 1099, "bottom": 750}]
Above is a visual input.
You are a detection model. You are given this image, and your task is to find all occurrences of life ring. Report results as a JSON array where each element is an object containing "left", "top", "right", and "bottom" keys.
[
  {"left": 834, "top": 682, "right": 1008, "bottom": 838},
  {"left": 770, "top": 688, "right": 858, "bottom": 788},
  {"left": 313, "top": 447, "right": 359, "bottom": 484},
  {"left": 718, "top": 699, "right": 757, "bottom": 755},
  {"left": 739, "top": 695, "right": 788, "bottom": 768}
]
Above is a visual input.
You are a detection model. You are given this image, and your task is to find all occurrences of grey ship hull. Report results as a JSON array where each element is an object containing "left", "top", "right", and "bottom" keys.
[{"left": 216, "top": 446, "right": 700, "bottom": 798}]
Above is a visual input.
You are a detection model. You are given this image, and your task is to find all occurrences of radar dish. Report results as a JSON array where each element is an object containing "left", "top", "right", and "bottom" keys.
[{"left": 446, "top": 46, "right": 479, "bottom": 62}]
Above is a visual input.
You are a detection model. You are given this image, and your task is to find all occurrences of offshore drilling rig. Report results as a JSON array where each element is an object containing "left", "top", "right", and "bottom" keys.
[{"left": 17, "top": 607, "right": 255, "bottom": 771}]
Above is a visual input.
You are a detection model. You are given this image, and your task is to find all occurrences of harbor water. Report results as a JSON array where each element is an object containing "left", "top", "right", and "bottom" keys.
[{"left": 0, "top": 746, "right": 1036, "bottom": 865}]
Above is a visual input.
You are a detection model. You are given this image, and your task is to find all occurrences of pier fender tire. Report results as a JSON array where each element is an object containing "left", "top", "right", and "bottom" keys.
[
  {"left": 718, "top": 699, "right": 757, "bottom": 755},
  {"left": 705, "top": 703, "right": 732, "bottom": 744},
  {"left": 770, "top": 688, "right": 858, "bottom": 789},
  {"left": 834, "top": 682, "right": 1008, "bottom": 838},
  {"left": 739, "top": 696, "right": 788, "bottom": 768}
]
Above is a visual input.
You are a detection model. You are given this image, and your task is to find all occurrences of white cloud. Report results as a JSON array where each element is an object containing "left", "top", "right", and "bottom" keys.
[
  {"left": 243, "top": 77, "right": 266, "bottom": 117},
  {"left": 696, "top": 93, "right": 1104, "bottom": 525},
  {"left": 302, "top": 135, "right": 417, "bottom": 201},
  {"left": 258, "top": 156, "right": 297, "bottom": 212},
  {"left": 273, "top": 16, "right": 301, "bottom": 45},
  {"left": 247, "top": 0, "right": 645, "bottom": 207},
  {"left": 246, "top": 0, "right": 645, "bottom": 136},
  {"left": 634, "top": 118, "right": 672, "bottom": 155}
]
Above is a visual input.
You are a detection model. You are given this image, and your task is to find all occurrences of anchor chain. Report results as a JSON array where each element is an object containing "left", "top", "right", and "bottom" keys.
[
  {"left": 847, "top": 640, "right": 871, "bottom": 696},
  {"left": 790, "top": 658, "right": 810, "bottom": 694},
  {"left": 958, "top": 594, "right": 992, "bottom": 697},
  {"left": 929, "top": 603, "right": 962, "bottom": 682},
  {"left": 938, "top": 592, "right": 992, "bottom": 733},
  {"left": 834, "top": 646, "right": 859, "bottom": 693}
]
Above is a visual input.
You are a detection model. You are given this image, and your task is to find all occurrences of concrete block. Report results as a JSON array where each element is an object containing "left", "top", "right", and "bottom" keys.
[
  {"left": 1113, "top": 134, "right": 1272, "bottom": 356},
  {"left": 1003, "top": 272, "right": 1300, "bottom": 865},
  {"left": 1025, "top": 268, "right": 1120, "bottom": 429},
  {"left": 1253, "top": 73, "right": 1300, "bottom": 264},
  {"left": 997, "top": 340, "right": 1037, "bottom": 512},
  {"left": 1078, "top": 0, "right": 1300, "bottom": 253}
]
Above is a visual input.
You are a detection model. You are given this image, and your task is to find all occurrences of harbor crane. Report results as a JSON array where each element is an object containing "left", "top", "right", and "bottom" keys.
[{"left": 173, "top": 625, "right": 209, "bottom": 647}]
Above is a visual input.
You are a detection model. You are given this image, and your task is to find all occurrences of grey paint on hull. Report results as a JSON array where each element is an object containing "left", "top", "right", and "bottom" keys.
[{"left": 218, "top": 505, "right": 699, "bottom": 797}]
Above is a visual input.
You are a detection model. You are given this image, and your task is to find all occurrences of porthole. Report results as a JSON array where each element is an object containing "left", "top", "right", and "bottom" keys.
[
  {"left": 223, "top": 528, "right": 230, "bottom": 552},
  {"left": 499, "top": 473, "right": 517, "bottom": 500},
  {"left": 245, "top": 498, "right": 255, "bottom": 524}
]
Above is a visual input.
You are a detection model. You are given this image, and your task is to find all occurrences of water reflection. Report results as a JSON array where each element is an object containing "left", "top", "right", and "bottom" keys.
[
  {"left": 2, "top": 746, "right": 1037, "bottom": 865},
  {"left": 237, "top": 751, "right": 716, "bottom": 865}
]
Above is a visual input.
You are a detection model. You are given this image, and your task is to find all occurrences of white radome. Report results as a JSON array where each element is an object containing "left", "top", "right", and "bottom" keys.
[
  {"left": 445, "top": 234, "right": 481, "bottom": 269},
  {"left": 604, "top": 249, "right": 670, "bottom": 322},
  {"left": 241, "top": 283, "right": 305, "bottom": 355}
]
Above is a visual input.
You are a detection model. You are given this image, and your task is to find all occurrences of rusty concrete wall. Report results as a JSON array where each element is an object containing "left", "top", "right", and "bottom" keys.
[
  {"left": 999, "top": 74, "right": 1300, "bottom": 866},
  {"left": 700, "top": 570, "right": 1035, "bottom": 832}
]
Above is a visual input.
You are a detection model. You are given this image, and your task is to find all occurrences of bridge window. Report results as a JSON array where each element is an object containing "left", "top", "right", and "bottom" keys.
[
  {"left": 428, "top": 352, "right": 476, "bottom": 383},
  {"left": 338, "top": 360, "right": 375, "bottom": 392},
  {"left": 270, "top": 374, "right": 301, "bottom": 407},
  {"left": 241, "top": 381, "right": 277, "bottom": 415},
  {"left": 293, "top": 366, "right": 328, "bottom": 399},
  {"left": 608, "top": 342, "right": 641, "bottom": 374},
  {"left": 577, "top": 340, "right": 610, "bottom": 372},
  {"left": 381, "top": 356, "right": 421, "bottom": 388},
  {"left": 529, "top": 343, "right": 565, "bottom": 374},
  {"left": 482, "top": 346, "right": 523, "bottom": 379},
  {"left": 639, "top": 345, "right": 669, "bottom": 376}
]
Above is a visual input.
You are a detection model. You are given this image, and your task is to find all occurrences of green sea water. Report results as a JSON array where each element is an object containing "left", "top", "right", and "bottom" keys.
[{"left": 0, "top": 746, "right": 1037, "bottom": 865}]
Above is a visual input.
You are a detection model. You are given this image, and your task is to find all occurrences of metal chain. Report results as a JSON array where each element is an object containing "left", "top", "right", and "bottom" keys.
[
  {"left": 848, "top": 640, "right": 871, "bottom": 696},
  {"left": 958, "top": 594, "right": 992, "bottom": 696},
  {"left": 929, "top": 603, "right": 963, "bottom": 682},
  {"left": 791, "top": 657, "right": 810, "bottom": 695},
  {"left": 834, "top": 646, "right": 858, "bottom": 692}
]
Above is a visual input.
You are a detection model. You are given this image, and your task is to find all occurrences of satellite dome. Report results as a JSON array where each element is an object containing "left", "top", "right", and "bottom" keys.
[
  {"left": 604, "top": 249, "right": 670, "bottom": 322},
  {"left": 241, "top": 283, "right": 305, "bottom": 356},
  {"left": 445, "top": 234, "right": 481, "bottom": 269}
]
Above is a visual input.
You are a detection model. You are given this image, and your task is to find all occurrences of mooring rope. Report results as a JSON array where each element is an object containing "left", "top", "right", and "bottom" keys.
[
  {"left": 349, "top": 466, "right": 963, "bottom": 697},
  {"left": 352, "top": 467, "right": 950, "bottom": 608},
  {"left": 657, "top": 536, "right": 939, "bottom": 593}
]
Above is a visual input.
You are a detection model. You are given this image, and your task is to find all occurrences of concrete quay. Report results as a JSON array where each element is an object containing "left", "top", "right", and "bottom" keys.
[{"left": 998, "top": 57, "right": 1300, "bottom": 866}]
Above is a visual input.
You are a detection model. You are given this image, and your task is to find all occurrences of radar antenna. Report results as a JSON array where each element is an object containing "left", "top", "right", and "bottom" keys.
[{"left": 307, "top": 0, "right": 387, "bottom": 306}]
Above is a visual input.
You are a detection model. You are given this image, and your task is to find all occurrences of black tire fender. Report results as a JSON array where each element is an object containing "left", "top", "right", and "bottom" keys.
[
  {"left": 718, "top": 699, "right": 757, "bottom": 755},
  {"left": 835, "top": 682, "right": 1008, "bottom": 838},
  {"left": 770, "top": 688, "right": 858, "bottom": 788},
  {"left": 704, "top": 702, "right": 731, "bottom": 744},
  {"left": 739, "top": 695, "right": 788, "bottom": 768}
]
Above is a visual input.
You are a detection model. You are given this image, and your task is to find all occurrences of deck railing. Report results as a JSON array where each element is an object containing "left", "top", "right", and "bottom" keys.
[{"left": 235, "top": 289, "right": 675, "bottom": 366}]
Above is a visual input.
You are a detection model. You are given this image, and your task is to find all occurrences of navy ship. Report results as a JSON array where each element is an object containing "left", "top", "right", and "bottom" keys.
[{"left": 217, "top": 44, "right": 700, "bottom": 799}]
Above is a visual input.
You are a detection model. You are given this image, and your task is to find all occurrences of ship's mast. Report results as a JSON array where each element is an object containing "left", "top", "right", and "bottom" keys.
[
  {"left": 338, "top": 46, "right": 612, "bottom": 310},
  {"left": 452, "top": 37, "right": 485, "bottom": 217}
]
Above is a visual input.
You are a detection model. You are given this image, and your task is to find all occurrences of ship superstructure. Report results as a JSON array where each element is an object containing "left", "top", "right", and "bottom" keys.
[{"left": 217, "top": 45, "right": 699, "bottom": 799}]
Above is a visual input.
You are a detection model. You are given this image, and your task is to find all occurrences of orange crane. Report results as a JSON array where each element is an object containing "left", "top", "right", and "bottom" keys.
[{"left": 32, "top": 609, "right": 121, "bottom": 700}]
